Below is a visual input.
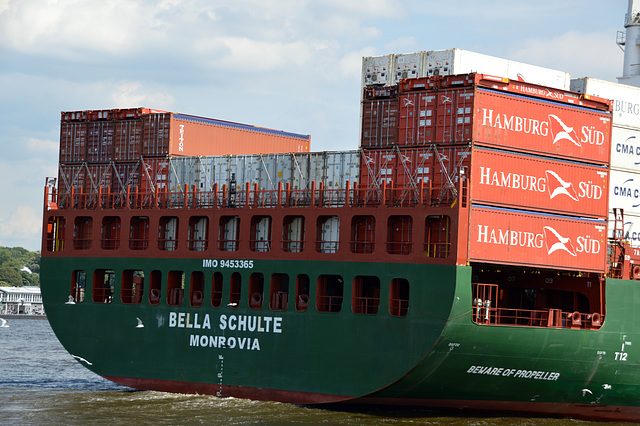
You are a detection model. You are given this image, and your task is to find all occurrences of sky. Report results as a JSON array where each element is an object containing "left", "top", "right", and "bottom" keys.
[{"left": 0, "top": 0, "right": 631, "bottom": 251}]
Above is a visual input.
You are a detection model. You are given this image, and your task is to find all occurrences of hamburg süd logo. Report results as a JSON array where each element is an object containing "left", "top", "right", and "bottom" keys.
[
  {"left": 543, "top": 226, "right": 577, "bottom": 256},
  {"left": 548, "top": 114, "right": 580, "bottom": 147},
  {"left": 545, "top": 170, "right": 579, "bottom": 201}
]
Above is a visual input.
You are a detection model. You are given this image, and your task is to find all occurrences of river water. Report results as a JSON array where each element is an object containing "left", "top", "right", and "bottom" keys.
[{"left": 0, "top": 318, "right": 633, "bottom": 425}]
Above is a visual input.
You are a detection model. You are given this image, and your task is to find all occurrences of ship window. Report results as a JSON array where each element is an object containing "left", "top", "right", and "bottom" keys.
[
  {"left": 70, "top": 270, "right": 86, "bottom": 303},
  {"left": 270, "top": 273, "right": 289, "bottom": 311},
  {"left": 212, "top": 272, "right": 223, "bottom": 308},
  {"left": 149, "top": 270, "right": 161, "bottom": 305},
  {"left": 129, "top": 216, "right": 149, "bottom": 250},
  {"left": 250, "top": 216, "right": 272, "bottom": 252},
  {"left": 316, "top": 216, "right": 340, "bottom": 253},
  {"left": 350, "top": 216, "right": 375, "bottom": 254},
  {"left": 159, "top": 216, "right": 179, "bottom": 251},
  {"left": 167, "top": 270, "right": 184, "bottom": 307},
  {"left": 425, "top": 215, "right": 451, "bottom": 258},
  {"left": 219, "top": 216, "right": 240, "bottom": 251},
  {"left": 316, "top": 274, "right": 343, "bottom": 313},
  {"left": 386, "top": 216, "right": 412, "bottom": 255},
  {"left": 283, "top": 216, "right": 305, "bottom": 252},
  {"left": 46, "top": 216, "right": 65, "bottom": 252},
  {"left": 389, "top": 278, "right": 410, "bottom": 317},
  {"left": 295, "top": 274, "right": 310, "bottom": 312},
  {"left": 73, "top": 216, "right": 92, "bottom": 250},
  {"left": 121, "top": 270, "right": 144, "bottom": 304},
  {"left": 92, "top": 269, "right": 115, "bottom": 304},
  {"left": 229, "top": 272, "right": 241, "bottom": 308},
  {"left": 101, "top": 216, "right": 121, "bottom": 250},
  {"left": 188, "top": 216, "right": 209, "bottom": 251},
  {"left": 249, "top": 272, "right": 264, "bottom": 309},
  {"left": 352, "top": 276, "right": 380, "bottom": 314},
  {"left": 190, "top": 271, "right": 204, "bottom": 307}
]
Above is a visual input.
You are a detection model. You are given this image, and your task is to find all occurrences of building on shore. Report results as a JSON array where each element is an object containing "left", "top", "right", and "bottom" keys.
[{"left": 0, "top": 286, "right": 44, "bottom": 314}]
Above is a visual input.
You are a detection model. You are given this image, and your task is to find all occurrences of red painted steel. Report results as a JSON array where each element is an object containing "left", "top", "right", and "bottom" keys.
[
  {"left": 471, "top": 148, "right": 609, "bottom": 218},
  {"left": 114, "top": 120, "right": 143, "bottom": 161},
  {"left": 468, "top": 206, "right": 607, "bottom": 273},
  {"left": 85, "top": 163, "right": 113, "bottom": 193},
  {"left": 472, "top": 88, "right": 611, "bottom": 164},
  {"left": 361, "top": 98, "right": 399, "bottom": 148},
  {"left": 139, "top": 157, "right": 170, "bottom": 192},
  {"left": 112, "top": 162, "right": 140, "bottom": 193},
  {"left": 359, "top": 150, "right": 397, "bottom": 187},
  {"left": 58, "top": 164, "right": 87, "bottom": 193}
]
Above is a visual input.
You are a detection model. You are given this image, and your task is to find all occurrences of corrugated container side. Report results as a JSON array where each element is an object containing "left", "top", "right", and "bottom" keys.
[
  {"left": 398, "top": 92, "right": 437, "bottom": 146},
  {"left": 167, "top": 114, "right": 310, "bottom": 157},
  {"left": 395, "top": 148, "right": 433, "bottom": 187},
  {"left": 473, "top": 88, "right": 611, "bottom": 164},
  {"left": 58, "top": 164, "right": 87, "bottom": 193},
  {"left": 86, "top": 122, "right": 115, "bottom": 163},
  {"left": 59, "top": 122, "right": 87, "bottom": 163},
  {"left": 361, "top": 98, "right": 399, "bottom": 148},
  {"left": 435, "top": 89, "right": 474, "bottom": 143},
  {"left": 570, "top": 77, "right": 640, "bottom": 129},
  {"left": 139, "top": 157, "right": 170, "bottom": 192},
  {"left": 610, "top": 126, "right": 640, "bottom": 172},
  {"left": 609, "top": 169, "right": 640, "bottom": 217},
  {"left": 359, "top": 150, "right": 397, "bottom": 188},
  {"left": 112, "top": 162, "right": 141, "bottom": 193},
  {"left": 471, "top": 148, "right": 609, "bottom": 218},
  {"left": 431, "top": 145, "right": 472, "bottom": 196},
  {"left": 469, "top": 205, "right": 607, "bottom": 273},
  {"left": 84, "top": 163, "right": 113, "bottom": 193},
  {"left": 142, "top": 113, "right": 171, "bottom": 156},
  {"left": 114, "top": 120, "right": 143, "bottom": 161}
]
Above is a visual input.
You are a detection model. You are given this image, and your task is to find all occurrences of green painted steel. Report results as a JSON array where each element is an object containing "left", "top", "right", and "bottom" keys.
[{"left": 41, "top": 257, "right": 640, "bottom": 410}]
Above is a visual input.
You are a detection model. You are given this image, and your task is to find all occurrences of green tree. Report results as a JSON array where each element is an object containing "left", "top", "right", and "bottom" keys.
[{"left": 0, "top": 266, "right": 23, "bottom": 286}]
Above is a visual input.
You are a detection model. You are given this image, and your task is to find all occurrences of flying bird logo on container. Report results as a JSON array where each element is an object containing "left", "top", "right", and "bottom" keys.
[
  {"left": 547, "top": 115, "right": 580, "bottom": 147},
  {"left": 545, "top": 170, "right": 579, "bottom": 201},
  {"left": 543, "top": 226, "right": 577, "bottom": 256}
]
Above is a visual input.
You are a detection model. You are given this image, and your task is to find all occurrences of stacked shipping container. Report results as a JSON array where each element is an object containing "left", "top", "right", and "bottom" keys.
[
  {"left": 571, "top": 78, "right": 640, "bottom": 247},
  {"left": 57, "top": 108, "right": 311, "bottom": 194},
  {"left": 360, "top": 73, "right": 612, "bottom": 273}
]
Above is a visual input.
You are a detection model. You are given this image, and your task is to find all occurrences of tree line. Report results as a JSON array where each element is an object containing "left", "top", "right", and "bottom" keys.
[{"left": 0, "top": 247, "right": 40, "bottom": 287}]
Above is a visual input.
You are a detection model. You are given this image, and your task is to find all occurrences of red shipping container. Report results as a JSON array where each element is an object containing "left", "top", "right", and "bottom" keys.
[
  {"left": 472, "top": 88, "right": 611, "bottom": 164},
  {"left": 435, "top": 90, "right": 474, "bottom": 143},
  {"left": 58, "top": 164, "right": 87, "bottom": 193},
  {"left": 430, "top": 145, "right": 472, "bottom": 194},
  {"left": 359, "top": 150, "right": 397, "bottom": 188},
  {"left": 361, "top": 98, "right": 399, "bottom": 148},
  {"left": 112, "top": 162, "right": 141, "bottom": 193},
  {"left": 468, "top": 206, "right": 607, "bottom": 273},
  {"left": 86, "top": 122, "right": 115, "bottom": 162},
  {"left": 59, "top": 122, "right": 87, "bottom": 163},
  {"left": 84, "top": 163, "right": 113, "bottom": 193},
  {"left": 471, "top": 148, "right": 609, "bottom": 218},
  {"left": 139, "top": 157, "right": 170, "bottom": 192},
  {"left": 114, "top": 120, "right": 143, "bottom": 161},
  {"left": 398, "top": 92, "right": 437, "bottom": 146}
]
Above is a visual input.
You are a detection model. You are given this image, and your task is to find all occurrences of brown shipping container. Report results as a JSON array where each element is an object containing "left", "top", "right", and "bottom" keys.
[
  {"left": 139, "top": 157, "right": 170, "bottom": 192},
  {"left": 468, "top": 206, "right": 607, "bottom": 273},
  {"left": 361, "top": 98, "right": 399, "bottom": 148},
  {"left": 398, "top": 91, "right": 437, "bottom": 146},
  {"left": 112, "top": 162, "right": 141, "bottom": 193},
  {"left": 471, "top": 148, "right": 609, "bottom": 218},
  {"left": 84, "top": 163, "right": 113, "bottom": 193},
  {"left": 359, "top": 150, "right": 397, "bottom": 187},
  {"left": 114, "top": 120, "right": 143, "bottom": 161},
  {"left": 59, "top": 122, "right": 87, "bottom": 163},
  {"left": 86, "top": 122, "right": 115, "bottom": 162},
  {"left": 142, "top": 113, "right": 310, "bottom": 157},
  {"left": 58, "top": 164, "right": 87, "bottom": 193}
]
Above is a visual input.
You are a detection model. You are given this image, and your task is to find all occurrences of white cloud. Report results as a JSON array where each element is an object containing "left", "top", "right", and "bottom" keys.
[
  {"left": 110, "top": 82, "right": 175, "bottom": 109},
  {"left": 0, "top": 205, "right": 42, "bottom": 249}
]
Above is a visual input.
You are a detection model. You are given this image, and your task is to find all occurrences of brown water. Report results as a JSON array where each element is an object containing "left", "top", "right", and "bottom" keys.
[{"left": 0, "top": 319, "right": 632, "bottom": 425}]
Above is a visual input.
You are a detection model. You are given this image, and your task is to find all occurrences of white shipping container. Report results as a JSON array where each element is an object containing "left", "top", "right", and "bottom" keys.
[
  {"left": 168, "top": 151, "right": 360, "bottom": 193},
  {"left": 570, "top": 77, "right": 640, "bottom": 129},
  {"left": 609, "top": 169, "right": 640, "bottom": 217},
  {"left": 608, "top": 210, "right": 640, "bottom": 248},
  {"left": 362, "top": 48, "right": 570, "bottom": 91},
  {"left": 610, "top": 125, "right": 640, "bottom": 172}
]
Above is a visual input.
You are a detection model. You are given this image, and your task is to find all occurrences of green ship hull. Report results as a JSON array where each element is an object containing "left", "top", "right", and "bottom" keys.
[{"left": 41, "top": 257, "right": 640, "bottom": 421}]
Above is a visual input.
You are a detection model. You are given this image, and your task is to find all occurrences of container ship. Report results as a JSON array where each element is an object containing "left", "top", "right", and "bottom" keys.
[{"left": 41, "top": 1, "right": 640, "bottom": 422}]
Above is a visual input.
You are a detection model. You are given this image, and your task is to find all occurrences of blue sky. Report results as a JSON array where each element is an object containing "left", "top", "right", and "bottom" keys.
[{"left": 0, "top": 0, "right": 630, "bottom": 251}]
